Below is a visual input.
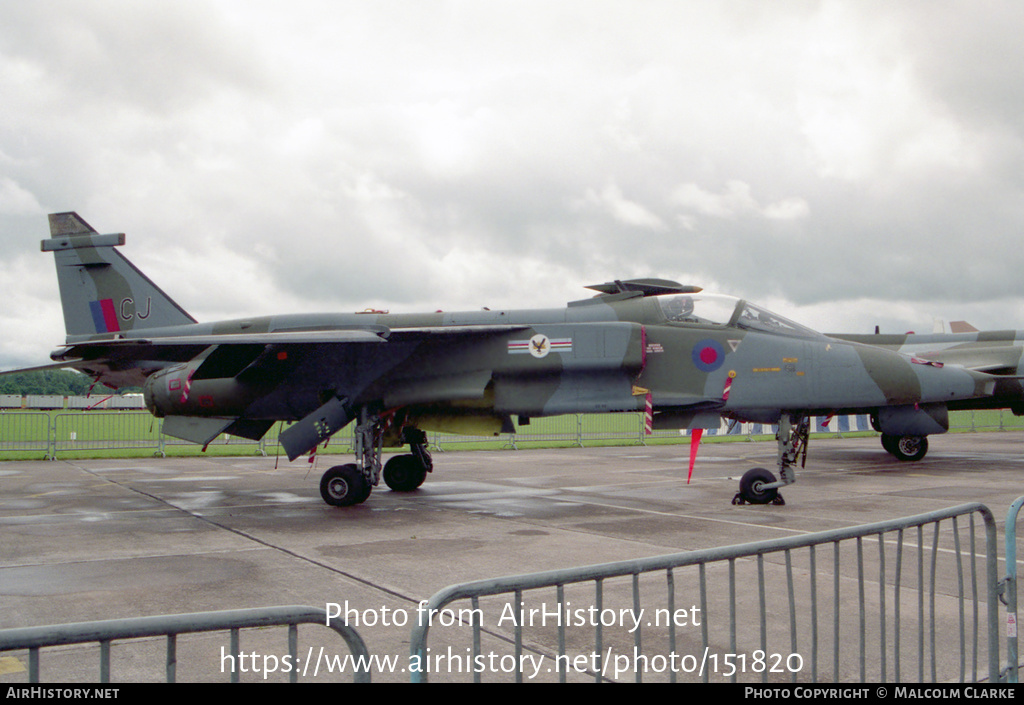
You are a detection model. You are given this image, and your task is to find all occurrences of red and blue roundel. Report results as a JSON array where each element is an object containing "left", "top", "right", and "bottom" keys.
[{"left": 691, "top": 339, "right": 725, "bottom": 372}]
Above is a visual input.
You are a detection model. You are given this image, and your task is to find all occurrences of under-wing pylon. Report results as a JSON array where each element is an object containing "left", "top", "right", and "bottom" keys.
[{"left": 4, "top": 212, "right": 998, "bottom": 507}]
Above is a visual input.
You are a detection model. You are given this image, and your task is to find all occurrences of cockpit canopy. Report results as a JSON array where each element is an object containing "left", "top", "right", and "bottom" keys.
[{"left": 656, "top": 294, "right": 824, "bottom": 339}]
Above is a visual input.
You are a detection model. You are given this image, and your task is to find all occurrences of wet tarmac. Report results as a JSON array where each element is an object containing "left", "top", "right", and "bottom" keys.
[{"left": 1, "top": 432, "right": 1021, "bottom": 683}]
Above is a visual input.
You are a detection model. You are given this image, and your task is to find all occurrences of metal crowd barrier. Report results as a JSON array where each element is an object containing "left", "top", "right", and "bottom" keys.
[
  {"left": 53, "top": 412, "right": 163, "bottom": 455},
  {"left": 1005, "top": 497, "right": 1023, "bottom": 684},
  {"left": 2, "top": 504, "right": 1017, "bottom": 684},
  {"left": 0, "top": 412, "right": 50, "bottom": 455},
  {"left": 409, "top": 503, "right": 1000, "bottom": 683},
  {"left": 0, "top": 606, "right": 370, "bottom": 683}
]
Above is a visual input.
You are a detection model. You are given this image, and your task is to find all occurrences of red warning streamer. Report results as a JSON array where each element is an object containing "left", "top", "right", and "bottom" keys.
[{"left": 687, "top": 429, "right": 702, "bottom": 484}]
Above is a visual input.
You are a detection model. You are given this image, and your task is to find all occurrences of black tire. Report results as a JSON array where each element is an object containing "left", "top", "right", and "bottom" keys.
[
  {"left": 886, "top": 435, "right": 928, "bottom": 462},
  {"left": 320, "top": 464, "right": 371, "bottom": 506},
  {"left": 880, "top": 434, "right": 897, "bottom": 455},
  {"left": 869, "top": 412, "right": 881, "bottom": 433},
  {"left": 738, "top": 467, "right": 778, "bottom": 505},
  {"left": 383, "top": 454, "right": 428, "bottom": 492}
]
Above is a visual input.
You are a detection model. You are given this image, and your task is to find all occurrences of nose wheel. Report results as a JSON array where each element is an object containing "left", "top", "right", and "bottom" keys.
[
  {"left": 733, "top": 467, "right": 785, "bottom": 505},
  {"left": 731, "top": 414, "right": 807, "bottom": 505}
]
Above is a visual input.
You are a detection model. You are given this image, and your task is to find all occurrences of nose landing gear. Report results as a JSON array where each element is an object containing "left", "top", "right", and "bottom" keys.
[{"left": 732, "top": 414, "right": 808, "bottom": 506}]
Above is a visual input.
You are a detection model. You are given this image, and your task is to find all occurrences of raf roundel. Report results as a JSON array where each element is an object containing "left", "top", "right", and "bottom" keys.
[{"left": 691, "top": 339, "right": 725, "bottom": 372}]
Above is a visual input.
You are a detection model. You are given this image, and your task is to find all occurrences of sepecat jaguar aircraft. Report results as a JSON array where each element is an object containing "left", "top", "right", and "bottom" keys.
[{"left": 3, "top": 212, "right": 997, "bottom": 507}]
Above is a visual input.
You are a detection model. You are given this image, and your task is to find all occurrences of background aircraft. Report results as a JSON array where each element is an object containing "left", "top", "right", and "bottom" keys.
[
  {"left": 833, "top": 328, "right": 1024, "bottom": 461},
  {"left": 4, "top": 212, "right": 997, "bottom": 507}
]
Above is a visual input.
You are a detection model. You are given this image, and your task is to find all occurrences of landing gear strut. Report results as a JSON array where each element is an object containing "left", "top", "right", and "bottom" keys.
[{"left": 733, "top": 414, "right": 809, "bottom": 505}]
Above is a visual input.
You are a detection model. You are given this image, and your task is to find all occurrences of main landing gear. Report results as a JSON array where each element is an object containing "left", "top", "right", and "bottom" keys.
[
  {"left": 881, "top": 434, "right": 928, "bottom": 461},
  {"left": 383, "top": 429, "right": 433, "bottom": 491},
  {"left": 318, "top": 412, "right": 433, "bottom": 507},
  {"left": 732, "top": 414, "right": 809, "bottom": 506},
  {"left": 870, "top": 412, "right": 929, "bottom": 462},
  {"left": 320, "top": 464, "right": 371, "bottom": 507}
]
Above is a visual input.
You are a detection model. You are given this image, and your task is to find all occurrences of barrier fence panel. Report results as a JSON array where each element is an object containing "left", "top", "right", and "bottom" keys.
[
  {"left": 0, "top": 606, "right": 371, "bottom": 683},
  {"left": 53, "top": 413, "right": 163, "bottom": 456},
  {"left": 1005, "top": 496, "right": 1023, "bottom": 684},
  {"left": 409, "top": 504, "right": 999, "bottom": 683},
  {"left": 0, "top": 412, "right": 51, "bottom": 456},
  {"left": 502, "top": 415, "right": 584, "bottom": 449},
  {"left": 580, "top": 413, "right": 646, "bottom": 445}
]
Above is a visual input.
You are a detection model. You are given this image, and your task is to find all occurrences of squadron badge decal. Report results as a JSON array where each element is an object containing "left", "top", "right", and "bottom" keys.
[{"left": 508, "top": 334, "right": 572, "bottom": 358}]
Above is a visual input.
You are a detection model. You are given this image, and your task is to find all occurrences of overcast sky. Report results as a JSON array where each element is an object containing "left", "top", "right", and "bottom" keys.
[{"left": 2, "top": 1, "right": 1023, "bottom": 369}]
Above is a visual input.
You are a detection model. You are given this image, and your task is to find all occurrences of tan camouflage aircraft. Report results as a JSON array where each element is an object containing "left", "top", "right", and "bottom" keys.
[
  {"left": 5, "top": 212, "right": 999, "bottom": 507},
  {"left": 834, "top": 326, "right": 1024, "bottom": 462}
]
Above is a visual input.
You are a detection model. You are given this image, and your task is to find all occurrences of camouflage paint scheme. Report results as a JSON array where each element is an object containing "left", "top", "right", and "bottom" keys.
[
  {"left": 15, "top": 213, "right": 997, "bottom": 506},
  {"left": 833, "top": 328, "right": 1024, "bottom": 461}
]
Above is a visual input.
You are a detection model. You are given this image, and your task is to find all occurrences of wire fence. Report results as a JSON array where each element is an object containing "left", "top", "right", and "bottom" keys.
[{"left": 1, "top": 408, "right": 1022, "bottom": 459}]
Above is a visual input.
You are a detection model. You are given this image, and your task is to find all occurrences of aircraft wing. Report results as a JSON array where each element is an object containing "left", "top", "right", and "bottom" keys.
[
  {"left": 833, "top": 332, "right": 1024, "bottom": 375},
  {"left": 911, "top": 345, "right": 1024, "bottom": 374},
  {"left": 52, "top": 323, "right": 528, "bottom": 353},
  {"left": 13, "top": 329, "right": 383, "bottom": 390},
  {"left": 26, "top": 324, "right": 533, "bottom": 388}
]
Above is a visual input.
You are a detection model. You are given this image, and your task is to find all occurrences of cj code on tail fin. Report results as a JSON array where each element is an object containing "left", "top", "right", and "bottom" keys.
[{"left": 41, "top": 212, "right": 196, "bottom": 341}]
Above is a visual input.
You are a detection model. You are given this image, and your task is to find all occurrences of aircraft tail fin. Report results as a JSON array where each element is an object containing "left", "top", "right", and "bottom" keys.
[
  {"left": 949, "top": 320, "right": 979, "bottom": 333},
  {"left": 41, "top": 212, "right": 196, "bottom": 340}
]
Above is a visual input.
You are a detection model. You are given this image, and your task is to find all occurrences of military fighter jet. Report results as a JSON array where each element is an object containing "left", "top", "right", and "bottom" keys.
[
  {"left": 833, "top": 327, "right": 1024, "bottom": 461},
  {"left": 5, "top": 212, "right": 998, "bottom": 507}
]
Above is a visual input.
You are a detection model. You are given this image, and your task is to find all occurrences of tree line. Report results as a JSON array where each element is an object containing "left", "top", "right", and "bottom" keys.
[{"left": 0, "top": 370, "right": 121, "bottom": 396}]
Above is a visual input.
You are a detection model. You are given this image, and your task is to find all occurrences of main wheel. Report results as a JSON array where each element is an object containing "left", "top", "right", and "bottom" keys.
[
  {"left": 738, "top": 467, "right": 778, "bottom": 505},
  {"left": 383, "top": 454, "right": 428, "bottom": 492},
  {"left": 320, "top": 464, "right": 371, "bottom": 506},
  {"left": 880, "top": 434, "right": 896, "bottom": 455},
  {"left": 884, "top": 435, "right": 928, "bottom": 462}
]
